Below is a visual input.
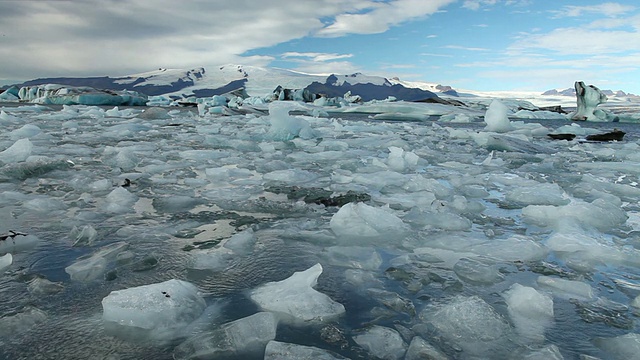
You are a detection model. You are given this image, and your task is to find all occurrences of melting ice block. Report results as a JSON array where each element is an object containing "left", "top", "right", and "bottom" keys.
[
  {"left": 422, "top": 295, "right": 511, "bottom": 356},
  {"left": 173, "top": 312, "right": 277, "bottom": 359},
  {"left": 536, "top": 276, "right": 595, "bottom": 301},
  {"left": 353, "top": 325, "right": 407, "bottom": 360},
  {"left": 249, "top": 263, "right": 345, "bottom": 323},
  {"left": 594, "top": 333, "right": 640, "bottom": 360},
  {"left": 0, "top": 306, "right": 47, "bottom": 337},
  {"left": 502, "top": 284, "right": 554, "bottom": 342},
  {"left": 0, "top": 253, "right": 12, "bottom": 271},
  {"left": 0, "top": 138, "right": 33, "bottom": 163},
  {"left": 264, "top": 341, "right": 349, "bottom": 360},
  {"left": 330, "top": 202, "right": 407, "bottom": 243},
  {"left": 483, "top": 99, "right": 512, "bottom": 133},
  {"left": 65, "top": 241, "right": 129, "bottom": 281},
  {"left": 102, "top": 279, "right": 205, "bottom": 340},
  {"left": 405, "top": 337, "right": 449, "bottom": 360}
]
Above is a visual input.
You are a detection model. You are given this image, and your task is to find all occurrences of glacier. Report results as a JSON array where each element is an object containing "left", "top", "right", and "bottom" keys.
[{"left": 0, "top": 93, "right": 639, "bottom": 360}]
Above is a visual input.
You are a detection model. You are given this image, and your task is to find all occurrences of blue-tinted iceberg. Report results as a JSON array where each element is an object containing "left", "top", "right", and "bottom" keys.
[{"left": 16, "top": 84, "right": 147, "bottom": 106}]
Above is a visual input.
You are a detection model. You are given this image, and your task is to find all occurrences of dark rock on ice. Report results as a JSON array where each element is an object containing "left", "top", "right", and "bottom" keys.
[
  {"left": 584, "top": 129, "right": 625, "bottom": 142},
  {"left": 547, "top": 133, "right": 576, "bottom": 141}
]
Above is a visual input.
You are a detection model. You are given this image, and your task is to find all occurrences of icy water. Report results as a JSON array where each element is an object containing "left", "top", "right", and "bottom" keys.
[{"left": 1, "top": 102, "right": 640, "bottom": 359}]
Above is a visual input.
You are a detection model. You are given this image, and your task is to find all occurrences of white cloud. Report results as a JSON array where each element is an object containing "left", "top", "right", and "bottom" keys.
[
  {"left": 316, "top": 0, "right": 455, "bottom": 37},
  {"left": 551, "top": 2, "right": 636, "bottom": 18},
  {"left": 0, "top": 0, "right": 389, "bottom": 79},
  {"left": 281, "top": 52, "right": 353, "bottom": 62},
  {"left": 509, "top": 28, "right": 640, "bottom": 55},
  {"left": 444, "top": 45, "right": 490, "bottom": 51},
  {"left": 462, "top": 0, "right": 498, "bottom": 11}
]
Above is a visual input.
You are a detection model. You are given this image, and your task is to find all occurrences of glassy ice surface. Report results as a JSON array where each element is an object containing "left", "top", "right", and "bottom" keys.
[{"left": 0, "top": 101, "right": 640, "bottom": 359}]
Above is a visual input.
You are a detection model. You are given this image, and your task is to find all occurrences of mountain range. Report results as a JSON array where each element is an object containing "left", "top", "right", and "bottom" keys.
[{"left": 1, "top": 65, "right": 462, "bottom": 102}]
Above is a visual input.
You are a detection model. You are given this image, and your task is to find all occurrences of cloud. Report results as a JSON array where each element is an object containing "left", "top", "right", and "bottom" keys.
[
  {"left": 551, "top": 2, "right": 636, "bottom": 18},
  {"left": 316, "top": 0, "right": 455, "bottom": 37},
  {"left": 281, "top": 52, "right": 353, "bottom": 62},
  {"left": 444, "top": 45, "right": 490, "bottom": 52},
  {"left": 462, "top": 0, "right": 498, "bottom": 11},
  {"left": 0, "top": 0, "right": 385, "bottom": 78}
]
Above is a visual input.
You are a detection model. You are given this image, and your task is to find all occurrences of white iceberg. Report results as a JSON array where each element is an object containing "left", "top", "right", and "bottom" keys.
[
  {"left": 102, "top": 279, "right": 206, "bottom": 341},
  {"left": 502, "top": 283, "right": 554, "bottom": 342},
  {"left": 483, "top": 99, "right": 513, "bottom": 132},
  {"left": 329, "top": 202, "right": 407, "bottom": 244},
  {"left": 249, "top": 263, "right": 345, "bottom": 323}
]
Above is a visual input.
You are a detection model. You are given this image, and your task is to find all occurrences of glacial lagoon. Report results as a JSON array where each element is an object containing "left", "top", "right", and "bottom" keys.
[{"left": 1, "top": 101, "right": 640, "bottom": 359}]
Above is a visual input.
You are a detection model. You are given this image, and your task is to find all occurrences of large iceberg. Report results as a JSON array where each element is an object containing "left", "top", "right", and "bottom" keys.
[
  {"left": 570, "top": 81, "right": 608, "bottom": 121},
  {"left": 16, "top": 84, "right": 148, "bottom": 106},
  {"left": 249, "top": 263, "right": 345, "bottom": 323},
  {"left": 102, "top": 279, "right": 206, "bottom": 341}
]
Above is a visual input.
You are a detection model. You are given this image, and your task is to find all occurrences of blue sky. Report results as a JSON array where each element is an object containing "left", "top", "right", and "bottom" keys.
[{"left": 1, "top": 0, "right": 639, "bottom": 93}]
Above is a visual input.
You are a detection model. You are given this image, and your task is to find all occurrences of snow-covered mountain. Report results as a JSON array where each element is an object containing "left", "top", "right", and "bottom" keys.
[
  {"left": 3, "top": 65, "right": 453, "bottom": 101},
  {"left": 543, "top": 87, "right": 638, "bottom": 98}
]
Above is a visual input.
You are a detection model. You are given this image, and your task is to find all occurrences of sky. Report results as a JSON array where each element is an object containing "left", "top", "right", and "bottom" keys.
[{"left": 1, "top": 0, "right": 639, "bottom": 93}]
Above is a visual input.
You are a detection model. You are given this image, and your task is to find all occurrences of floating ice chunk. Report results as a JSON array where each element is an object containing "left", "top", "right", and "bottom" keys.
[
  {"left": 324, "top": 246, "right": 382, "bottom": 270},
  {"left": 266, "top": 102, "right": 316, "bottom": 141},
  {"left": 9, "top": 124, "right": 41, "bottom": 140},
  {"left": 467, "top": 235, "right": 546, "bottom": 262},
  {"left": 189, "top": 247, "right": 234, "bottom": 271},
  {"left": 521, "top": 345, "right": 565, "bottom": 360},
  {"left": 173, "top": 312, "right": 277, "bottom": 359},
  {"left": 0, "top": 306, "right": 47, "bottom": 337},
  {"left": 24, "top": 196, "right": 67, "bottom": 213},
  {"left": 367, "top": 288, "right": 416, "bottom": 316},
  {"left": 102, "top": 279, "right": 205, "bottom": 341},
  {"left": 503, "top": 284, "right": 554, "bottom": 342},
  {"left": 264, "top": 341, "right": 349, "bottom": 360},
  {"left": 222, "top": 228, "right": 256, "bottom": 255},
  {"left": 536, "top": 276, "right": 595, "bottom": 301},
  {"left": 0, "top": 253, "right": 12, "bottom": 271},
  {"left": 152, "top": 195, "right": 204, "bottom": 213},
  {"left": 423, "top": 295, "right": 511, "bottom": 356},
  {"left": 330, "top": 202, "right": 407, "bottom": 243},
  {"left": 249, "top": 263, "right": 345, "bottom": 323},
  {"left": 505, "top": 182, "right": 570, "bottom": 207},
  {"left": 70, "top": 225, "right": 99, "bottom": 247},
  {"left": 262, "top": 169, "right": 318, "bottom": 184},
  {"left": 594, "top": 333, "right": 640, "bottom": 360},
  {"left": 27, "top": 276, "right": 64, "bottom": 295},
  {"left": 102, "top": 187, "right": 138, "bottom": 213},
  {"left": 483, "top": 100, "right": 512, "bottom": 132},
  {"left": 137, "top": 106, "right": 170, "bottom": 120},
  {"left": 65, "top": 241, "right": 129, "bottom": 281},
  {"left": 353, "top": 325, "right": 407, "bottom": 360},
  {"left": 453, "top": 257, "right": 504, "bottom": 285},
  {"left": 522, "top": 198, "right": 627, "bottom": 232},
  {"left": 386, "top": 146, "right": 419, "bottom": 172},
  {"left": 0, "top": 233, "right": 40, "bottom": 254},
  {"left": 0, "top": 138, "right": 33, "bottom": 163},
  {"left": 405, "top": 337, "right": 449, "bottom": 360}
]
